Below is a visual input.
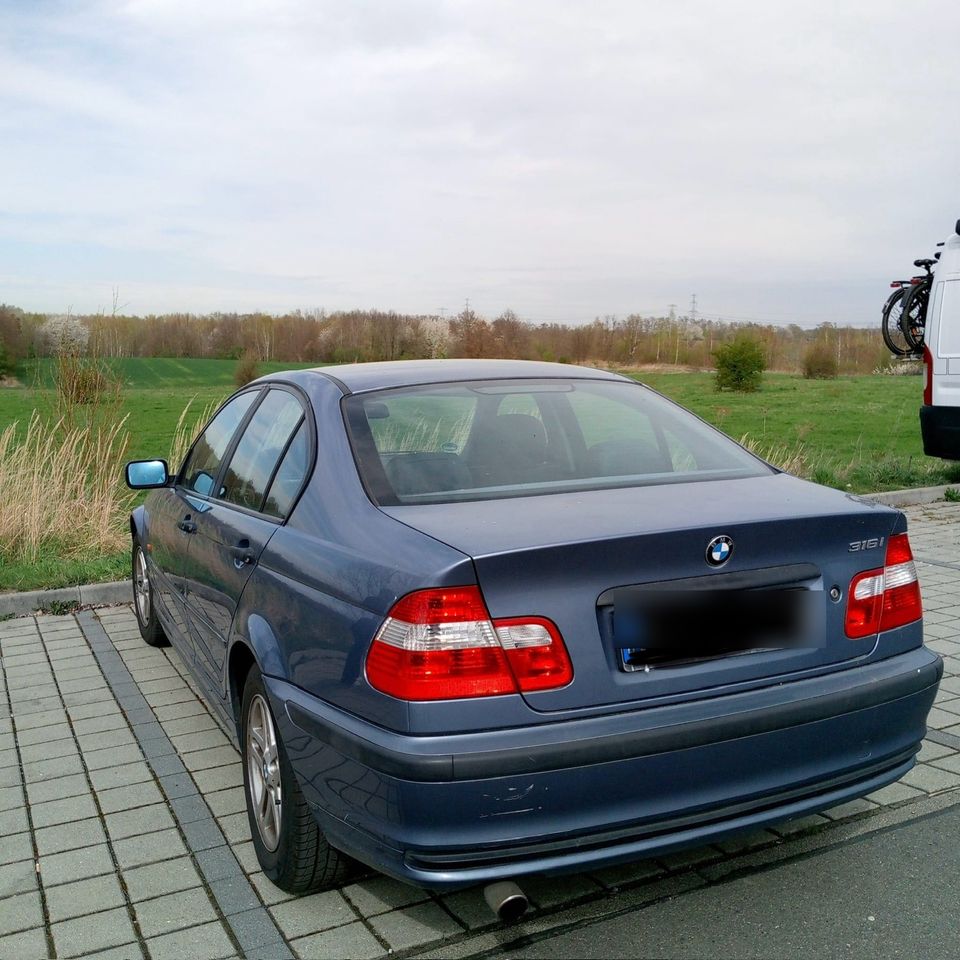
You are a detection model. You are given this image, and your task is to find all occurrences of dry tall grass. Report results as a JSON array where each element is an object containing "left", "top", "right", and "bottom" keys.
[
  {"left": 167, "top": 398, "right": 218, "bottom": 475},
  {"left": 739, "top": 434, "right": 813, "bottom": 476},
  {"left": 0, "top": 412, "right": 134, "bottom": 563}
]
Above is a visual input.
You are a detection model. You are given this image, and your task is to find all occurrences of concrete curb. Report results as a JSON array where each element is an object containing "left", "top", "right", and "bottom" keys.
[
  {"left": 862, "top": 484, "right": 959, "bottom": 507},
  {"left": 1, "top": 484, "right": 956, "bottom": 618},
  {"left": 0, "top": 579, "right": 128, "bottom": 617}
]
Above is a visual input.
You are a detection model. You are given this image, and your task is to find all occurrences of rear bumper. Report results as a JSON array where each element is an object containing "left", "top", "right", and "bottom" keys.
[
  {"left": 920, "top": 403, "right": 960, "bottom": 460},
  {"left": 268, "top": 647, "right": 941, "bottom": 890}
]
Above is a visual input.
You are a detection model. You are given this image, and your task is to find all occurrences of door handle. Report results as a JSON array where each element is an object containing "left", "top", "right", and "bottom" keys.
[
  {"left": 230, "top": 539, "right": 254, "bottom": 568},
  {"left": 177, "top": 518, "right": 197, "bottom": 534}
]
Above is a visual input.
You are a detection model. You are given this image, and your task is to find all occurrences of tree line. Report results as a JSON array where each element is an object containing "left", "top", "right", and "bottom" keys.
[{"left": 0, "top": 303, "right": 892, "bottom": 375}]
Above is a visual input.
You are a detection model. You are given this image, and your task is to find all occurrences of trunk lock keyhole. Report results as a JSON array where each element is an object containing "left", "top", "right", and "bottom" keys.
[{"left": 829, "top": 586, "right": 842, "bottom": 602}]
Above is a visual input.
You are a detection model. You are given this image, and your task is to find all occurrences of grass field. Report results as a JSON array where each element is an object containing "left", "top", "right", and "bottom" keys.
[
  {"left": 1, "top": 358, "right": 957, "bottom": 593},
  {"left": 8, "top": 358, "right": 317, "bottom": 463},
  {"left": 19, "top": 357, "right": 318, "bottom": 389},
  {"left": 634, "top": 371, "right": 957, "bottom": 491}
]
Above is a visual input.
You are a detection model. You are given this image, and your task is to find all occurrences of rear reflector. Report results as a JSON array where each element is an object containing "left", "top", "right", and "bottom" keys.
[
  {"left": 845, "top": 533, "right": 922, "bottom": 638},
  {"left": 366, "top": 587, "right": 574, "bottom": 700}
]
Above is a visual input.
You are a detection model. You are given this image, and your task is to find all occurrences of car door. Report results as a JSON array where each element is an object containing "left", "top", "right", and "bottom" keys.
[
  {"left": 183, "top": 386, "right": 308, "bottom": 689},
  {"left": 168, "top": 388, "right": 263, "bottom": 662},
  {"left": 146, "top": 486, "right": 198, "bottom": 645}
]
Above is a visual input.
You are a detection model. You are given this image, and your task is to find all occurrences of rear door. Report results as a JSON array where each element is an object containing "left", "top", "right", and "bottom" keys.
[
  {"left": 156, "top": 389, "right": 262, "bottom": 655},
  {"left": 184, "top": 387, "right": 310, "bottom": 689},
  {"left": 933, "top": 278, "right": 960, "bottom": 407}
]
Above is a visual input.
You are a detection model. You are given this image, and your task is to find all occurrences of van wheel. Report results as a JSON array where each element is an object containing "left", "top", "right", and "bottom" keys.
[
  {"left": 241, "top": 665, "right": 352, "bottom": 893},
  {"left": 132, "top": 539, "right": 168, "bottom": 647}
]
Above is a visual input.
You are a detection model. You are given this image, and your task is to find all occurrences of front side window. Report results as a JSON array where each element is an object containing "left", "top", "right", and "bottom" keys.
[
  {"left": 220, "top": 390, "right": 305, "bottom": 512},
  {"left": 180, "top": 391, "right": 258, "bottom": 496},
  {"left": 345, "top": 378, "right": 772, "bottom": 505}
]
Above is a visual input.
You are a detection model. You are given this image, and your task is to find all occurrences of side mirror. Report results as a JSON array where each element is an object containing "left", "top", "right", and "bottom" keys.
[{"left": 125, "top": 459, "right": 169, "bottom": 489}]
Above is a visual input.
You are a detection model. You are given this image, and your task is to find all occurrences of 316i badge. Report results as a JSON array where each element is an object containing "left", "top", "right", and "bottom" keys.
[{"left": 705, "top": 535, "right": 734, "bottom": 567}]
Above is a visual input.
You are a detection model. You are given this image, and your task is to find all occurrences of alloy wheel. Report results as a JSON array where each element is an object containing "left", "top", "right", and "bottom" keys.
[
  {"left": 134, "top": 547, "right": 151, "bottom": 624},
  {"left": 246, "top": 693, "right": 283, "bottom": 851}
]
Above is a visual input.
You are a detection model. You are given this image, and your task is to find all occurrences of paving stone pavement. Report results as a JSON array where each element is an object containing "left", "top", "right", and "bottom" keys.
[{"left": 1, "top": 502, "right": 959, "bottom": 959}]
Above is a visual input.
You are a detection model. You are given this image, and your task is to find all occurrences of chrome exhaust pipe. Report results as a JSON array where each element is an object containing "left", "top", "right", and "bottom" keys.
[{"left": 483, "top": 881, "right": 529, "bottom": 923}]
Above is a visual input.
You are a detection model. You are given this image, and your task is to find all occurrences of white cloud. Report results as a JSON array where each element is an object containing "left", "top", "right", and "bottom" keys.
[{"left": 1, "top": 0, "right": 959, "bottom": 323}]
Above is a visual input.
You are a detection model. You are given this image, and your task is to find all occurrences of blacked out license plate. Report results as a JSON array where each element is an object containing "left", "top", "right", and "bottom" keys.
[{"left": 614, "top": 588, "right": 814, "bottom": 671}]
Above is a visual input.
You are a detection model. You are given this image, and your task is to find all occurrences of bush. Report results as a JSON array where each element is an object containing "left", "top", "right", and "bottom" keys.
[
  {"left": 41, "top": 345, "right": 124, "bottom": 431},
  {"left": 37, "top": 314, "right": 89, "bottom": 356},
  {"left": 234, "top": 352, "right": 259, "bottom": 386},
  {"left": 714, "top": 336, "right": 765, "bottom": 392},
  {"left": 53, "top": 354, "right": 123, "bottom": 407},
  {"left": 0, "top": 340, "right": 14, "bottom": 378},
  {"left": 802, "top": 343, "right": 839, "bottom": 379}
]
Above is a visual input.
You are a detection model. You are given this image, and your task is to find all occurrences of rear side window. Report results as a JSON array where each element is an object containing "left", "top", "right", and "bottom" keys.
[
  {"left": 344, "top": 379, "right": 771, "bottom": 505},
  {"left": 262, "top": 422, "right": 309, "bottom": 519},
  {"left": 180, "top": 391, "right": 258, "bottom": 496},
  {"left": 220, "top": 390, "right": 304, "bottom": 512}
]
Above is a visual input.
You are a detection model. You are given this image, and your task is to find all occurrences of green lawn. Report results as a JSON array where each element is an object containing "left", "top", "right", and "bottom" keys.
[
  {"left": 635, "top": 371, "right": 921, "bottom": 458},
  {"left": 632, "top": 370, "right": 952, "bottom": 490},
  {"left": 19, "top": 356, "right": 318, "bottom": 389},
  {"left": 1, "top": 360, "right": 957, "bottom": 594},
  {"left": 5, "top": 358, "right": 318, "bottom": 462},
  {"left": 1, "top": 553, "right": 130, "bottom": 595},
  {"left": 0, "top": 360, "right": 949, "bottom": 481}
]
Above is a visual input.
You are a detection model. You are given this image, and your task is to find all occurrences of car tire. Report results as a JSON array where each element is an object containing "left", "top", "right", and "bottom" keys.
[
  {"left": 132, "top": 539, "right": 169, "bottom": 647},
  {"left": 241, "top": 665, "right": 352, "bottom": 893}
]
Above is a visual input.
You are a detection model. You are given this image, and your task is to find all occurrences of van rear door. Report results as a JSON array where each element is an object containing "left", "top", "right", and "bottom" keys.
[{"left": 921, "top": 232, "right": 960, "bottom": 459}]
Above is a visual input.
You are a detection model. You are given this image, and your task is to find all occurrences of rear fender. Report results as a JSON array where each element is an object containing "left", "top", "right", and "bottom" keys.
[
  {"left": 239, "top": 614, "right": 288, "bottom": 683},
  {"left": 224, "top": 616, "right": 286, "bottom": 739}
]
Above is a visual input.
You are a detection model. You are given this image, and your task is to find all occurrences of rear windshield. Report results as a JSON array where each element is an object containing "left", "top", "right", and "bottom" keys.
[{"left": 343, "top": 378, "right": 772, "bottom": 505}]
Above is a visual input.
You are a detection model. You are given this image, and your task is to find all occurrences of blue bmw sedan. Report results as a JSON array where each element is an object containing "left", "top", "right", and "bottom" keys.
[{"left": 125, "top": 359, "right": 941, "bottom": 895}]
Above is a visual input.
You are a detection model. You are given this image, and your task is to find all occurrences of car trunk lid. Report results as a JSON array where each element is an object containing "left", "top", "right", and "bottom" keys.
[{"left": 380, "top": 472, "right": 903, "bottom": 712}]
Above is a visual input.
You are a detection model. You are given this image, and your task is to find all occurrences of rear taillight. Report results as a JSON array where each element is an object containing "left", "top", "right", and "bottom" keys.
[
  {"left": 845, "top": 533, "right": 922, "bottom": 638},
  {"left": 494, "top": 617, "right": 573, "bottom": 692},
  {"left": 923, "top": 345, "right": 933, "bottom": 406},
  {"left": 365, "top": 586, "right": 574, "bottom": 700}
]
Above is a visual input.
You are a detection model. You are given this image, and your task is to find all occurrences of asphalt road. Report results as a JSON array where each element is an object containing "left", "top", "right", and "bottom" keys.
[{"left": 506, "top": 804, "right": 960, "bottom": 959}]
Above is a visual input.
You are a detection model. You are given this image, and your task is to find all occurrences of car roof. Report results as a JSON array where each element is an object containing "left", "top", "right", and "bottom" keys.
[{"left": 275, "top": 359, "right": 629, "bottom": 394}]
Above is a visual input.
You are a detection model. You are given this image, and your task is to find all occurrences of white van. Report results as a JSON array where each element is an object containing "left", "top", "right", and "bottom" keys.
[{"left": 921, "top": 221, "right": 960, "bottom": 460}]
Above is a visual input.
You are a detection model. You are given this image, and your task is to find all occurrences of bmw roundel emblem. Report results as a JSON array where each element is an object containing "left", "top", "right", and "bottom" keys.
[{"left": 706, "top": 535, "right": 734, "bottom": 567}]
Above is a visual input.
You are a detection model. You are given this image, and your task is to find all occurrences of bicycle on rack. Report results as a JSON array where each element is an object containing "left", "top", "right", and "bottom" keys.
[{"left": 881, "top": 250, "right": 941, "bottom": 356}]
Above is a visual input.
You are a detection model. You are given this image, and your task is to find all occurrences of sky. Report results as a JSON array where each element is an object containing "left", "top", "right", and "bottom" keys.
[{"left": 1, "top": 0, "right": 959, "bottom": 327}]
